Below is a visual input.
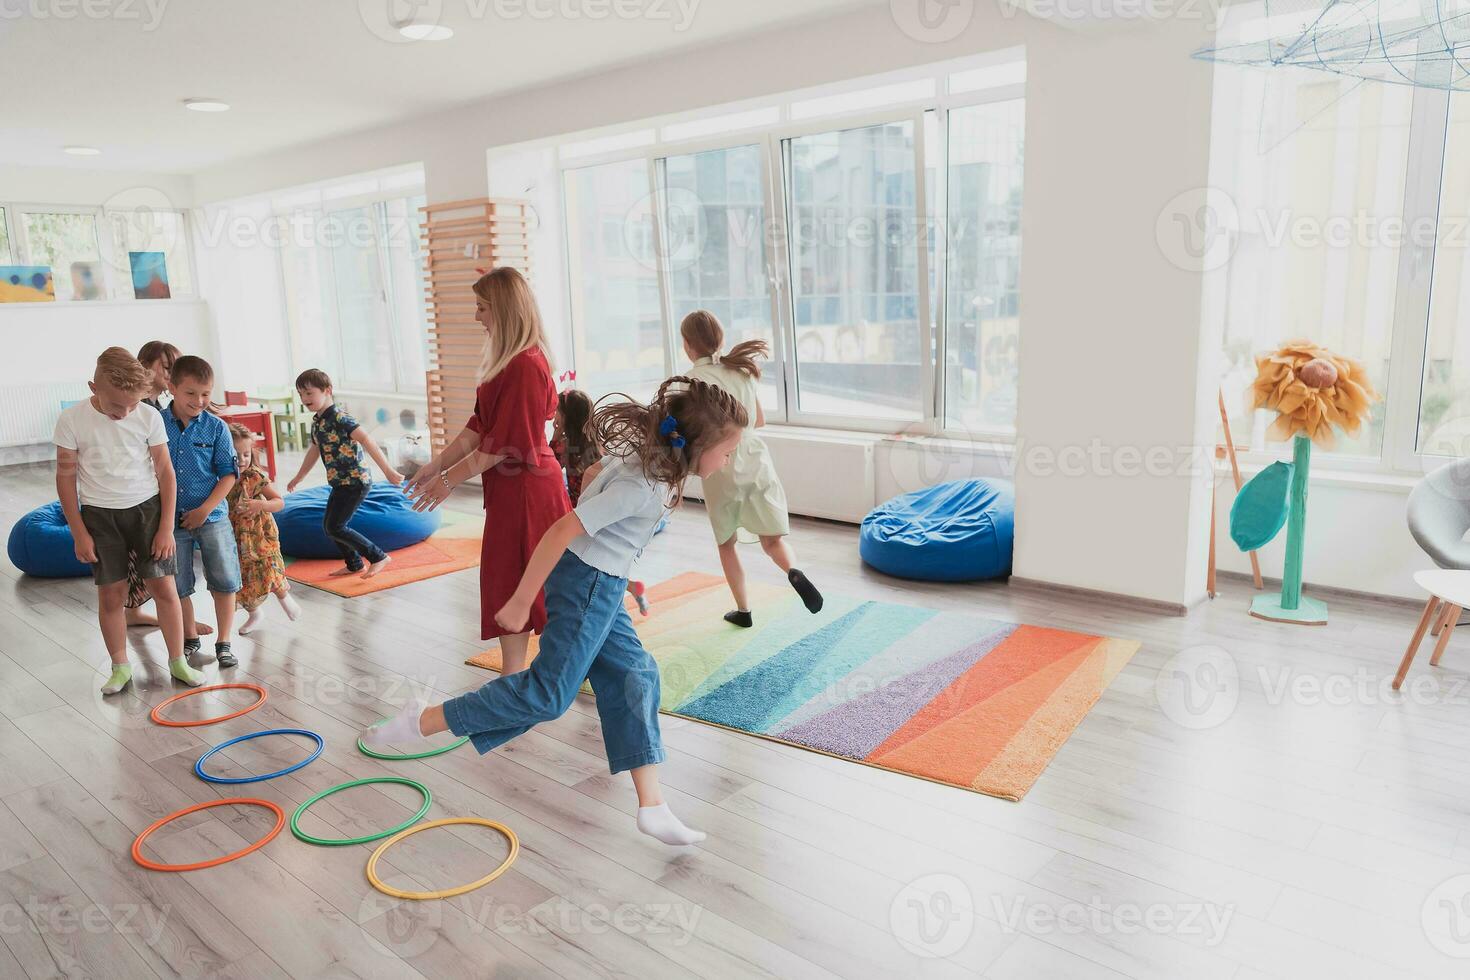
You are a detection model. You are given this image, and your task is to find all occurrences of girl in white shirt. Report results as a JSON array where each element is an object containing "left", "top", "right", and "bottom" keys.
[{"left": 368, "top": 376, "right": 746, "bottom": 845}]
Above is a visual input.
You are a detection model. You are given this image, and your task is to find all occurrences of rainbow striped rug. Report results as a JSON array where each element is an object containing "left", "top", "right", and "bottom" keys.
[{"left": 467, "top": 573, "right": 1139, "bottom": 801}]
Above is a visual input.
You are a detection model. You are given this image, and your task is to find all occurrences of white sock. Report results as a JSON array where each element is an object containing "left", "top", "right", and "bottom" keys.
[
  {"left": 239, "top": 606, "right": 265, "bottom": 635},
  {"left": 362, "top": 699, "right": 427, "bottom": 748},
  {"left": 278, "top": 591, "right": 301, "bottom": 621},
  {"left": 636, "top": 803, "right": 705, "bottom": 846}
]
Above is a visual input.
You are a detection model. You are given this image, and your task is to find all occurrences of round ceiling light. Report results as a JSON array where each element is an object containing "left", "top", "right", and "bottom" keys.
[
  {"left": 398, "top": 22, "right": 453, "bottom": 40},
  {"left": 63, "top": 145, "right": 101, "bottom": 155},
  {"left": 183, "top": 98, "right": 231, "bottom": 112}
]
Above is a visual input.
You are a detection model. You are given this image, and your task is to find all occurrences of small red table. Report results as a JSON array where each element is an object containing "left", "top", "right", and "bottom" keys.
[{"left": 216, "top": 407, "right": 277, "bottom": 481}]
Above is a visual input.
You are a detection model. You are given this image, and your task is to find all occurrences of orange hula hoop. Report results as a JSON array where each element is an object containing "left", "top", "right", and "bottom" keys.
[
  {"left": 150, "top": 683, "right": 268, "bottom": 727},
  {"left": 131, "top": 798, "right": 285, "bottom": 872}
]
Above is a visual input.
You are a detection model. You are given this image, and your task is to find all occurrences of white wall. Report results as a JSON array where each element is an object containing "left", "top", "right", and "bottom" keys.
[{"left": 183, "top": 7, "right": 1226, "bottom": 609}]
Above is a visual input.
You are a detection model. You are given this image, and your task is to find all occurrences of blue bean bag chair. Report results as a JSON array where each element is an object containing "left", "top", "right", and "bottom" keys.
[
  {"left": 7, "top": 501, "right": 92, "bottom": 578},
  {"left": 274, "top": 483, "right": 442, "bottom": 559},
  {"left": 860, "top": 479, "right": 1014, "bottom": 582}
]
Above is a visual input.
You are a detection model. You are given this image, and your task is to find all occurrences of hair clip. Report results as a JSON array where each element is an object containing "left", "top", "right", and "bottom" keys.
[
  {"left": 659, "top": 414, "right": 686, "bottom": 450},
  {"left": 710, "top": 350, "right": 721, "bottom": 365}
]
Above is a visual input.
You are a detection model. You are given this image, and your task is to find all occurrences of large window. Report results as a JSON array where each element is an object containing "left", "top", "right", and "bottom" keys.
[
  {"left": 275, "top": 192, "right": 429, "bottom": 395},
  {"left": 1208, "top": 1, "right": 1470, "bottom": 472},
  {"left": 563, "top": 158, "right": 666, "bottom": 401},
  {"left": 663, "top": 143, "right": 779, "bottom": 409},
  {"left": 557, "top": 53, "right": 1028, "bottom": 436},
  {"left": 20, "top": 211, "right": 103, "bottom": 302},
  {"left": 944, "top": 99, "right": 1024, "bottom": 433},
  {"left": 787, "top": 120, "right": 923, "bottom": 422},
  {"left": 107, "top": 209, "right": 194, "bottom": 299}
]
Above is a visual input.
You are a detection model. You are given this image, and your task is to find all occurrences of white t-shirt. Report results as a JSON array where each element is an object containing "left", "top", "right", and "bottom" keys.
[
  {"left": 567, "top": 455, "right": 669, "bottom": 578},
  {"left": 53, "top": 400, "right": 167, "bottom": 509}
]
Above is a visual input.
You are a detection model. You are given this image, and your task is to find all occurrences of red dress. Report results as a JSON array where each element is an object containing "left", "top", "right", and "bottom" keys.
[{"left": 467, "top": 347, "right": 571, "bottom": 640}]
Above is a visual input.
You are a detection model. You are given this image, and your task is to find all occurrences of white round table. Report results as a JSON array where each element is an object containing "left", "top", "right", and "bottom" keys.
[{"left": 1393, "top": 570, "right": 1470, "bottom": 690}]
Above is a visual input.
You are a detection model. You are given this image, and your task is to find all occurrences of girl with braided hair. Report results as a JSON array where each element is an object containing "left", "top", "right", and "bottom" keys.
[
  {"left": 365, "top": 375, "right": 746, "bottom": 846},
  {"left": 681, "top": 310, "right": 823, "bottom": 626}
]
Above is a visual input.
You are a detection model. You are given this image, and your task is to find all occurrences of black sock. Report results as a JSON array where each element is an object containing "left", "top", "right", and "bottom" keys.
[
  {"left": 724, "top": 609, "right": 753, "bottom": 628},
  {"left": 788, "top": 569, "right": 823, "bottom": 613},
  {"left": 183, "top": 637, "right": 201, "bottom": 653},
  {"left": 215, "top": 642, "right": 236, "bottom": 667}
]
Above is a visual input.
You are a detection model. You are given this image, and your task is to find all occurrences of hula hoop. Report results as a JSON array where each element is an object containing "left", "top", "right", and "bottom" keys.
[
  {"left": 131, "top": 798, "right": 285, "bottom": 872},
  {"left": 150, "top": 684, "right": 268, "bottom": 727},
  {"left": 291, "top": 777, "right": 432, "bottom": 846},
  {"left": 356, "top": 734, "right": 468, "bottom": 760},
  {"left": 366, "top": 817, "right": 520, "bottom": 900},
  {"left": 195, "top": 728, "right": 325, "bottom": 784}
]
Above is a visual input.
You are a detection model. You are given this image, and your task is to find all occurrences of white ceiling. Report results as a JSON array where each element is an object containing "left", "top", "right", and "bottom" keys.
[{"left": 0, "top": 0, "right": 884, "bottom": 175}]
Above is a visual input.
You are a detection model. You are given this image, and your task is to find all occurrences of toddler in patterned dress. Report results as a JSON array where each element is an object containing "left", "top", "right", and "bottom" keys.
[{"left": 227, "top": 423, "right": 300, "bottom": 633}]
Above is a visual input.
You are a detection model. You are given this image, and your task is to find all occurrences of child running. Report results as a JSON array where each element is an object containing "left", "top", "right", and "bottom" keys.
[
  {"left": 681, "top": 310, "right": 823, "bottom": 626},
  {"left": 287, "top": 369, "right": 404, "bottom": 578},
  {"left": 367, "top": 376, "right": 748, "bottom": 845},
  {"left": 55, "top": 347, "right": 199, "bottom": 693},
  {"left": 226, "top": 423, "right": 300, "bottom": 634},
  {"left": 551, "top": 388, "right": 649, "bottom": 616}
]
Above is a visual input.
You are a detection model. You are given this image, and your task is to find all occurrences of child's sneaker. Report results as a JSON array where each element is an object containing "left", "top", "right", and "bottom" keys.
[
  {"left": 216, "top": 642, "right": 237, "bottom": 669},
  {"left": 630, "top": 580, "right": 650, "bottom": 616},
  {"left": 723, "top": 609, "right": 753, "bottom": 628}
]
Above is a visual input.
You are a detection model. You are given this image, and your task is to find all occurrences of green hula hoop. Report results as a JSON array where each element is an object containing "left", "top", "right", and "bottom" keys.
[
  {"left": 290, "top": 777, "right": 433, "bottom": 846},
  {"left": 356, "top": 734, "right": 469, "bottom": 761}
]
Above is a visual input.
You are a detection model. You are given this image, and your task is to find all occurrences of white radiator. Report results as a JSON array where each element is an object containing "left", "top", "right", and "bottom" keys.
[{"left": 0, "top": 383, "right": 90, "bottom": 448}]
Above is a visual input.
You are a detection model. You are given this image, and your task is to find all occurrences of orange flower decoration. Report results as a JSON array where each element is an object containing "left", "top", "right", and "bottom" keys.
[{"left": 1249, "top": 340, "right": 1378, "bottom": 448}]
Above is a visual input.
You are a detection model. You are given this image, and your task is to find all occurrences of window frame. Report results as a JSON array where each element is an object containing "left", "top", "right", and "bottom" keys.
[{"left": 553, "top": 68, "right": 1028, "bottom": 441}]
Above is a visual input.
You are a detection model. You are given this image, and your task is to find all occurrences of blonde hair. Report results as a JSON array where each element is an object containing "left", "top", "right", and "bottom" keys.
[
  {"left": 593, "top": 376, "right": 748, "bottom": 507},
  {"left": 94, "top": 347, "right": 151, "bottom": 393},
  {"left": 680, "top": 309, "right": 767, "bottom": 380},
  {"left": 473, "top": 267, "right": 554, "bottom": 383},
  {"left": 227, "top": 421, "right": 255, "bottom": 444}
]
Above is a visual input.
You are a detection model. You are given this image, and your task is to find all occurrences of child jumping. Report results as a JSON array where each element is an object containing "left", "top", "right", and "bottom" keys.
[
  {"left": 367, "top": 376, "right": 748, "bottom": 845},
  {"left": 163, "top": 356, "right": 243, "bottom": 668},
  {"left": 287, "top": 369, "right": 404, "bottom": 578},
  {"left": 55, "top": 347, "right": 199, "bottom": 693},
  {"left": 227, "top": 422, "right": 300, "bottom": 634},
  {"left": 681, "top": 310, "right": 822, "bottom": 626},
  {"left": 552, "top": 388, "right": 649, "bottom": 616}
]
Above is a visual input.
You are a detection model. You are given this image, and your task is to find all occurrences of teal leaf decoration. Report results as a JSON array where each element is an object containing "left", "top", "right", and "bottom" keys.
[{"left": 1230, "top": 461, "right": 1293, "bottom": 552}]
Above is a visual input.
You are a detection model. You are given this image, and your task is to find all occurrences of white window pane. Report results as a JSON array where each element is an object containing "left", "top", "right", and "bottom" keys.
[
  {"left": 279, "top": 211, "right": 343, "bottom": 382},
  {"left": 1208, "top": 67, "right": 1407, "bottom": 458},
  {"left": 1420, "top": 94, "right": 1470, "bottom": 456},
  {"left": 786, "top": 120, "right": 922, "bottom": 421},
  {"left": 21, "top": 211, "right": 101, "bottom": 302},
  {"left": 564, "top": 159, "right": 666, "bottom": 402},
  {"left": 948, "top": 59, "right": 1026, "bottom": 95},
  {"left": 661, "top": 107, "right": 780, "bottom": 144},
  {"left": 789, "top": 80, "right": 935, "bottom": 121},
  {"left": 328, "top": 205, "right": 396, "bottom": 390},
  {"left": 559, "top": 129, "right": 656, "bottom": 162},
  {"left": 663, "top": 144, "right": 779, "bottom": 412},
  {"left": 108, "top": 210, "right": 193, "bottom": 298},
  {"left": 0, "top": 208, "right": 11, "bottom": 264},
  {"left": 384, "top": 196, "right": 429, "bottom": 396},
  {"left": 944, "top": 99, "right": 1024, "bottom": 434}
]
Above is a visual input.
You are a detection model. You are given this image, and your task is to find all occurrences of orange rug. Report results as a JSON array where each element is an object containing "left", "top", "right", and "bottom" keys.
[
  {"left": 466, "top": 572, "right": 1139, "bottom": 801},
  {"left": 285, "top": 513, "right": 483, "bottom": 598}
]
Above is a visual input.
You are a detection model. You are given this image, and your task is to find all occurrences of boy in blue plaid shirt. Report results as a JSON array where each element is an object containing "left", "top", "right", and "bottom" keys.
[{"left": 163, "top": 356, "right": 243, "bottom": 668}]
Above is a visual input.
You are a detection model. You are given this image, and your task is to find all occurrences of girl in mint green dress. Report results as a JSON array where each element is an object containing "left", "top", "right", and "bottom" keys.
[{"left": 681, "top": 310, "right": 823, "bottom": 627}]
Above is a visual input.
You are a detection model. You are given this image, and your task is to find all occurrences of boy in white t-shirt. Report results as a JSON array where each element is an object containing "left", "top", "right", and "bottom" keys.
[{"left": 55, "top": 347, "right": 203, "bottom": 694}]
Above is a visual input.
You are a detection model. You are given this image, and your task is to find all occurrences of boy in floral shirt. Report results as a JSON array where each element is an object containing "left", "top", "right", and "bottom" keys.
[{"left": 287, "top": 369, "right": 404, "bottom": 578}]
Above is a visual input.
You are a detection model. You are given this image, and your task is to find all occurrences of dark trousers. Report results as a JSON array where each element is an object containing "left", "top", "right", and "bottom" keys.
[{"left": 323, "top": 483, "right": 386, "bottom": 570}]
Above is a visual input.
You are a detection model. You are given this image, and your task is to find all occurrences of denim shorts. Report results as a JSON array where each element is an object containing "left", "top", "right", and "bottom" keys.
[{"left": 174, "top": 517, "right": 242, "bottom": 598}]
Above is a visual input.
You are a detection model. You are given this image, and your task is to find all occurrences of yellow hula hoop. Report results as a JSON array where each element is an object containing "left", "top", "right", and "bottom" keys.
[{"left": 365, "top": 817, "right": 519, "bottom": 900}]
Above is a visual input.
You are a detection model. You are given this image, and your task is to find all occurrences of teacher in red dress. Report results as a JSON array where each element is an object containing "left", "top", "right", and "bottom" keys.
[{"left": 405, "top": 267, "right": 570, "bottom": 672}]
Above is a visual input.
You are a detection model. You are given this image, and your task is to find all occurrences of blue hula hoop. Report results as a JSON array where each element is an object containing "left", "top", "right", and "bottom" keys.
[{"left": 195, "top": 728, "right": 325, "bottom": 784}]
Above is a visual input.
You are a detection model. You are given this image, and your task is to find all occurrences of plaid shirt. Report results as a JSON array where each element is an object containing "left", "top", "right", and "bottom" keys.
[
  {"left": 311, "top": 404, "right": 368, "bottom": 486},
  {"left": 162, "top": 406, "right": 237, "bottom": 523}
]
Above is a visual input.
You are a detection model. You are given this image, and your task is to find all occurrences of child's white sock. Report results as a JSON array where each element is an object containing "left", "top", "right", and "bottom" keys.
[
  {"left": 636, "top": 803, "right": 705, "bottom": 846},
  {"left": 362, "top": 698, "right": 427, "bottom": 748},
  {"left": 239, "top": 606, "right": 265, "bottom": 634},
  {"left": 278, "top": 590, "right": 301, "bottom": 621}
]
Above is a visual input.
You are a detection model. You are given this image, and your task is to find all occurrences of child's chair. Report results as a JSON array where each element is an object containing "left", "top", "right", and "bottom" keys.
[{"left": 224, "top": 391, "right": 249, "bottom": 407}]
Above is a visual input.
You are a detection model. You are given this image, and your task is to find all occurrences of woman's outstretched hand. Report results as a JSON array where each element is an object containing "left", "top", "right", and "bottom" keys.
[{"left": 404, "top": 459, "right": 441, "bottom": 497}]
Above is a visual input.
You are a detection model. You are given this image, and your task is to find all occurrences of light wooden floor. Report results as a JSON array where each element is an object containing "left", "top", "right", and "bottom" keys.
[{"left": 3, "top": 457, "right": 1470, "bottom": 979}]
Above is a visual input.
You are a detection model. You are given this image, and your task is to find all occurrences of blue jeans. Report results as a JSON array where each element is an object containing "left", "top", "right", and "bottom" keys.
[
  {"left": 443, "top": 551, "right": 665, "bottom": 774},
  {"left": 324, "top": 483, "right": 386, "bottom": 570},
  {"left": 173, "top": 517, "right": 242, "bottom": 598}
]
